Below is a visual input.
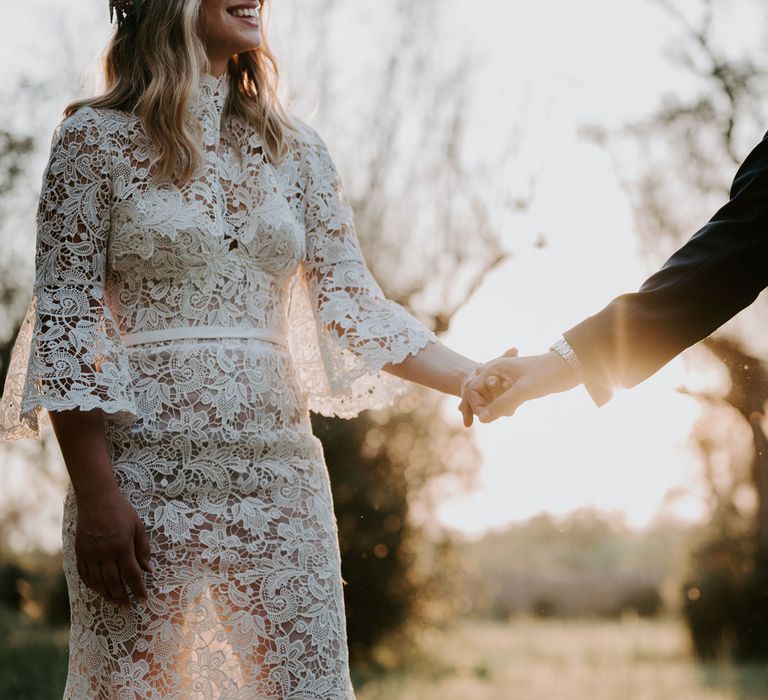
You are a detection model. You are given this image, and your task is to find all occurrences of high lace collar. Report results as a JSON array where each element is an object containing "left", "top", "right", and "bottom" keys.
[{"left": 193, "top": 71, "right": 231, "bottom": 122}]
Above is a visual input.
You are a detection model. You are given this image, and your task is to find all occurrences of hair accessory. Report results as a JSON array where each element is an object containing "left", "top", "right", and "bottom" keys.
[{"left": 109, "top": 0, "right": 144, "bottom": 28}]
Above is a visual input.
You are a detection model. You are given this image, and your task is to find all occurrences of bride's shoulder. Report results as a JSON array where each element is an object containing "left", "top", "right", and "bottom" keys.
[
  {"left": 54, "top": 105, "right": 99, "bottom": 133},
  {"left": 46, "top": 107, "right": 107, "bottom": 154},
  {"left": 284, "top": 115, "right": 331, "bottom": 156},
  {"left": 53, "top": 105, "right": 136, "bottom": 147}
]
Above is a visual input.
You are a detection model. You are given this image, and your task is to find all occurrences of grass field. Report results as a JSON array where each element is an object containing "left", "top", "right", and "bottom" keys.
[
  {"left": 2, "top": 616, "right": 768, "bottom": 698},
  {"left": 355, "top": 618, "right": 768, "bottom": 700}
]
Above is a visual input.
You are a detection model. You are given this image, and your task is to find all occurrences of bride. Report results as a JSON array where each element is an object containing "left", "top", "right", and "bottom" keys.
[{"left": 0, "top": 0, "right": 483, "bottom": 696}]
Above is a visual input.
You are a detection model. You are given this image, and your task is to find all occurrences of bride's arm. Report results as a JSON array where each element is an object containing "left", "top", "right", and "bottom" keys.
[
  {"left": 383, "top": 340, "right": 478, "bottom": 398},
  {"left": 383, "top": 341, "right": 480, "bottom": 426},
  {"left": 296, "top": 123, "right": 483, "bottom": 423}
]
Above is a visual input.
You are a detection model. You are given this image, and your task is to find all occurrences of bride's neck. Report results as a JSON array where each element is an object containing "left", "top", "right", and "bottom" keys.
[{"left": 205, "top": 57, "right": 229, "bottom": 78}]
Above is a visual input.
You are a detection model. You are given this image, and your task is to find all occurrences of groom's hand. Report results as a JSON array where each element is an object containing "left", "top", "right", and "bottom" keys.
[{"left": 467, "top": 350, "right": 581, "bottom": 422}]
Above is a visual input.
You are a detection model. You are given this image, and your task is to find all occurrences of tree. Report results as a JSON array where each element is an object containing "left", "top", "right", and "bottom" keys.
[
  {"left": 591, "top": 0, "right": 768, "bottom": 660},
  {"left": 312, "top": 392, "right": 481, "bottom": 665},
  {"left": 0, "top": 125, "right": 36, "bottom": 387},
  {"left": 278, "top": 0, "right": 527, "bottom": 663}
]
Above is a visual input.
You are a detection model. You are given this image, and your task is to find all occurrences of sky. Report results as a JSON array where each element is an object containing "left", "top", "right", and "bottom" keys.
[{"left": 0, "top": 0, "right": 766, "bottom": 549}]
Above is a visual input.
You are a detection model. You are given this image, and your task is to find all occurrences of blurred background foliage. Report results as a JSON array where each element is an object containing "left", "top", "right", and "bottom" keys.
[
  {"left": 586, "top": 0, "right": 768, "bottom": 664},
  {"left": 2, "top": 0, "right": 768, "bottom": 698}
]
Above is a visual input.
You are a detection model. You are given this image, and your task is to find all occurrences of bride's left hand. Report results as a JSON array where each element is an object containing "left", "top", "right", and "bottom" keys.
[
  {"left": 466, "top": 349, "right": 581, "bottom": 422},
  {"left": 458, "top": 347, "right": 518, "bottom": 427}
]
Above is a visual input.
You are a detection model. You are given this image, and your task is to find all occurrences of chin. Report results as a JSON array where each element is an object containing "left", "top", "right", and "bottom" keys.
[
  {"left": 235, "top": 35, "right": 263, "bottom": 52},
  {"left": 209, "top": 32, "right": 262, "bottom": 59},
  {"left": 226, "top": 23, "right": 262, "bottom": 51}
]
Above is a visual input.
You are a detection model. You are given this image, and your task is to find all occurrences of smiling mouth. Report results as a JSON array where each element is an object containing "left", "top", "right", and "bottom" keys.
[{"left": 227, "top": 7, "right": 260, "bottom": 25}]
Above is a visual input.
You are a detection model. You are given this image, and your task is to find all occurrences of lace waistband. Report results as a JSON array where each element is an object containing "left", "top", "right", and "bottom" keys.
[{"left": 121, "top": 326, "right": 289, "bottom": 348}]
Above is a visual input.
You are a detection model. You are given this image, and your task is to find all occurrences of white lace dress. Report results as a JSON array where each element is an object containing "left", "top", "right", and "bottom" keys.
[{"left": 0, "top": 72, "right": 436, "bottom": 699}]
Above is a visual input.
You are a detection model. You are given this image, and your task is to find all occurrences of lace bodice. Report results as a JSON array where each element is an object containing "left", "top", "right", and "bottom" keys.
[{"left": 0, "top": 72, "right": 437, "bottom": 440}]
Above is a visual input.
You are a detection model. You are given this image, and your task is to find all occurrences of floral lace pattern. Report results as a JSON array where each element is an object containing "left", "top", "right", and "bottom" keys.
[{"left": 0, "top": 72, "right": 436, "bottom": 698}]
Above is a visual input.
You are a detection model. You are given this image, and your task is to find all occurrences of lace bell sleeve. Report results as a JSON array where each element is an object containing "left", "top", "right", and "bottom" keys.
[
  {"left": 0, "top": 108, "right": 138, "bottom": 441},
  {"left": 286, "top": 124, "right": 437, "bottom": 418}
]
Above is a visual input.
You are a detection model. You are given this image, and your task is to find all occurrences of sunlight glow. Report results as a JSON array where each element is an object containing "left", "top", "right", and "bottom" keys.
[{"left": 1, "top": 0, "right": 761, "bottom": 544}]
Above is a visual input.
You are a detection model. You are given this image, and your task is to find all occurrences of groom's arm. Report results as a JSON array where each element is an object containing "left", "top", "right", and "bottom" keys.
[{"left": 562, "top": 132, "right": 768, "bottom": 407}]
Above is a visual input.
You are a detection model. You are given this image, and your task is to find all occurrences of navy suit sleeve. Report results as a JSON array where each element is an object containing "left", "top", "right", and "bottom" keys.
[{"left": 563, "top": 133, "right": 768, "bottom": 406}]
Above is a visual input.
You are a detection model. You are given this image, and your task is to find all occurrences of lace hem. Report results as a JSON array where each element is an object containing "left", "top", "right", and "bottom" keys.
[
  {"left": 287, "top": 274, "right": 438, "bottom": 419},
  {"left": 307, "top": 329, "right": 438, "bottom": 419},
  {"left": 1, "top": 291, "right": 139, "bottom": 442}
]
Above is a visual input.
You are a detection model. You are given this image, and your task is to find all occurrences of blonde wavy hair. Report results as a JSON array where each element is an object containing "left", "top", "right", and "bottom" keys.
[{"left": 65, "top": 0, "right": 294, "bottom": 185}]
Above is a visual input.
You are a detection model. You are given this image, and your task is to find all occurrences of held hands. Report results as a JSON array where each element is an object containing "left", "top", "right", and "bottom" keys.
[{"left": 459, "top": 348, "right": 581, "bottom": 425}]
